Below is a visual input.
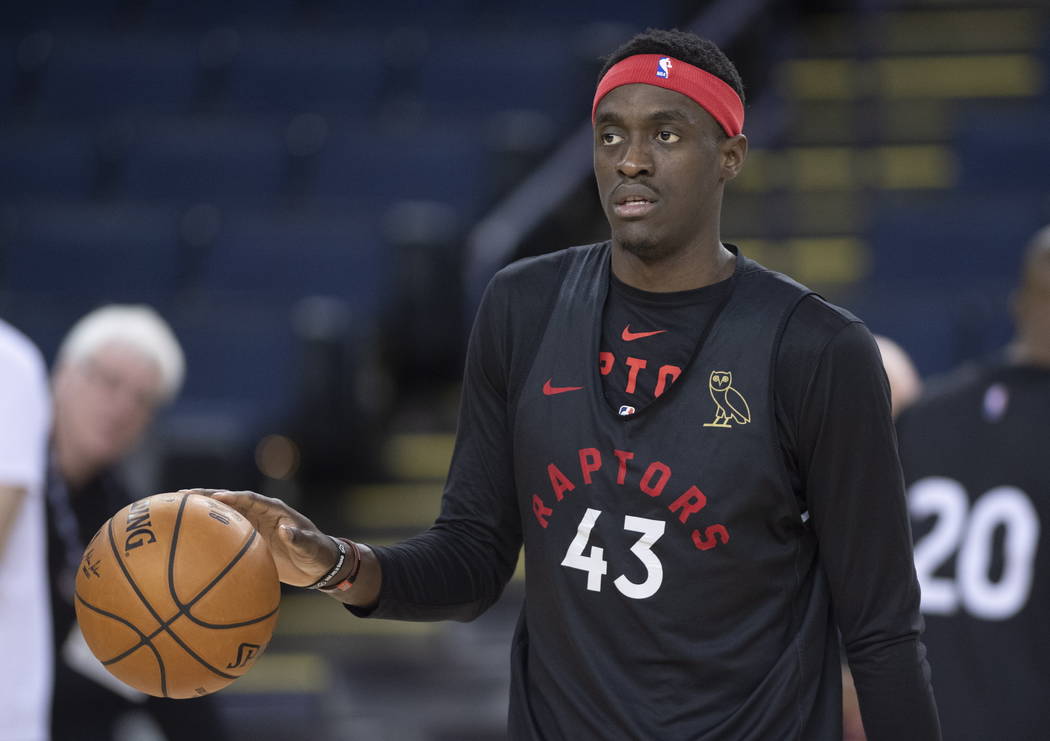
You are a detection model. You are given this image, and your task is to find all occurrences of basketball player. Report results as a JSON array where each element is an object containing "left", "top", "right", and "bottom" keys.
[
  {"left": 0, "top": 319, "right": 52, "bottom": 741},
  {"left": 46, "top": 305, "right": 228, "bottom": 740},
  {"left": 193, "top": 30, "right": 941, "bottom": 739},
  {"left": 896, "top": 226, "right": 1050, "bottom": 740}
]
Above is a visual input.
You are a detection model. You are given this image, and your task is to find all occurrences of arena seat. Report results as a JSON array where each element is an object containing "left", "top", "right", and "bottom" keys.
[
  {"left": 2, "top": 201, "right": 182, "bottom": 300},
  {"left": 867, "top": 191, "right": 1043, "bottom": 287},
  {"left": 0, "top": 125, "right": 96, "bottom": 198},
  {"left": 121, "top": 117, "right": 285, "bottom": 202},
  {"left": 167, "top": 301, "right": 299, "bottom": 425},
  {"left": 38, "top": 34, "right": 198, "bottom": 118},
  {"left": 229, "top": 32, "right": 386, "bottom": 115},
  {"left": 312, "top": 117, "right": 487, "bottom": 214},
  {"left": 953, "top": 104, "right": 1050, "bottom": 191},
  {"left": 419, "top": 31, "right": 584, "bottom": 120},
  {"left": 198, "top": 208, "right": 389, "bottom": 317}
]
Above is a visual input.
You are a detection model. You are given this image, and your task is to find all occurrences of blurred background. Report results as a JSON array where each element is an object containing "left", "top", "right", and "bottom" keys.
[{"left": 2, "top": 0, "right": 1048, "bottom": 738}]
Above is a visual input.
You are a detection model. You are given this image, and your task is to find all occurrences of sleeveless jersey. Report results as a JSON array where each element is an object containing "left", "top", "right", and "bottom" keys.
[
  {"left": 507, "top": 243, "right": 840, "bottom": 739},
  {"left": 897, "top": 361, "right": 1050, "bottom": 740}
]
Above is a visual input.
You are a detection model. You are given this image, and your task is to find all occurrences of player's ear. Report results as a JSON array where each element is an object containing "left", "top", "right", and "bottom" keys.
[{"left": 720, "top": 133, "right": 747, "bottom": 182}]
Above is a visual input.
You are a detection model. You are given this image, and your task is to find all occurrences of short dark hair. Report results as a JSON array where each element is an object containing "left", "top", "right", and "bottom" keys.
[{"left": 598, "top": 28, "right": 745, "bottom": 105}]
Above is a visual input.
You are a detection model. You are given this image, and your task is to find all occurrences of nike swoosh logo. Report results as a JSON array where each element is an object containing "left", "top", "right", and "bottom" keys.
[
  {"left": 543, "top": 379, "right": 583, "bottom": 395},
  {"left": 621, "top": 325, "right": 667, "bottom": 342}
]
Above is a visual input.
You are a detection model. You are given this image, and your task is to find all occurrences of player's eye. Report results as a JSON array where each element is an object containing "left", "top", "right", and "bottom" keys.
[
  {"left": 656, "top": 130, "right": 680, "bottom": 143},
  {"left": 600, "top": 132, "right": 624, "bottom": 145}
]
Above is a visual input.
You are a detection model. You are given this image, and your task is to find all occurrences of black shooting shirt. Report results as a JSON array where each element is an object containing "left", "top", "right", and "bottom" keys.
[{"left": 357, "top": 243, "right": 940, "bottom": 740}]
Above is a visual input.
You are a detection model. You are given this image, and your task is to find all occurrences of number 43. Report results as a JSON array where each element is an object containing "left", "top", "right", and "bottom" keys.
[{"left": 560, "top": 508, "right": 665, "bottom": 599}]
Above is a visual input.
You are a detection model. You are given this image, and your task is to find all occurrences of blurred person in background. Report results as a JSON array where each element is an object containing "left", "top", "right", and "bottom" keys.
[
  {"left": 0, "top": 319, "right": 52, "bottom": 741},
  {"left": 188, "top": 28, "right": 940, "bottom": 739},
  {"left": 874, "top": 334, "right": 923, "bottom": 419},
  {"left": 46, "top": 305, "right": 228, "bottom": 741},
  {"left": 896, "top": 225, "right": 1050, "bottom": 740}
]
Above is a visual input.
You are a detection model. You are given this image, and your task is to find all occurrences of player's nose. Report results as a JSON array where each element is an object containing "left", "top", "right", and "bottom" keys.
[{"left": 618, "top": 139, "right": 653, "bottom": 178}]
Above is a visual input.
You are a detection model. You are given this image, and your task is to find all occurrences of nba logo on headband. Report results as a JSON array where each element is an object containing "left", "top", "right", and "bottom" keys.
[{"left": 592, "top": 54, "right": 745, "bottom": 136}]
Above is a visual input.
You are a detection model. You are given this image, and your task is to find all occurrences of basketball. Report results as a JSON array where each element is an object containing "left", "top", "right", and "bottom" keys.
[{"left": 74, "top": 491, "right": 281, "bottom": 699}]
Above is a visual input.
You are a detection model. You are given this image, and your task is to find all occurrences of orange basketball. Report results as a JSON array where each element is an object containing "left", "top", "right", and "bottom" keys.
[{"left": 74, "top": 491, "right": 281, "bottom": 699}]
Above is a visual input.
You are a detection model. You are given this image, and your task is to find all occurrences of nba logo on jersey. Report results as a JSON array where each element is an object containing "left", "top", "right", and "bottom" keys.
[
  {"left": 656, "top": 57, "right": 673, "bottom": 78},
  {"left": 982, "top": 382, "right": 1009, "bottom": 422},
  {"left": 618, "top": 405, "right": 636, "bottom": 416}
]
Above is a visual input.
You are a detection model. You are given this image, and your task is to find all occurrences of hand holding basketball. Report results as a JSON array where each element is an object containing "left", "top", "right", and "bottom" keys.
[
  {"left": 75, "top": 492, "right": 280, "bottom": 698},
  {"left": 181, "top": 489, "right": 340, "bottom": 588}
]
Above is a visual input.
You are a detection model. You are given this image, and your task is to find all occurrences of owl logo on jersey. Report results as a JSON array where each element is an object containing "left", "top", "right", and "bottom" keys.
[
  {"left": 656, "top": 57, "right": 673, "bottom": 79},
  {"left": 703, "top": 370, "right": 751, "bottom": 428}
]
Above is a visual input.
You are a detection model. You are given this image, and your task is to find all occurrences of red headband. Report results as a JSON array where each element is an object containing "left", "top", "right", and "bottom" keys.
[{"left": 592, "top": 54, "right": 744, "bottom": 137}]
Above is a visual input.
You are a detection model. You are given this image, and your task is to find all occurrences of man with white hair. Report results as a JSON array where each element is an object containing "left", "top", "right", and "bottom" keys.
[
  {"left": 45, "top": 305, "right": 227, "bottom": 740},
  {"left": 0, "top": 319, "right": 52, "bottom": 741}
]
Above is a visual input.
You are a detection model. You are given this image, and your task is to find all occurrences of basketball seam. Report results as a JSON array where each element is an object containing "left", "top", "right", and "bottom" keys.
[
  {"left": 75, "top": 590, "right": 168, "bottom": 696},
  {"left": 106, "top": 513, "right": 175, "bottom": 696},
  {"left": 106, "top": 494, "right": 240, "bottom": 685},
  {"left": 168, "top": 496, "right": 279, "bottom": 629}
]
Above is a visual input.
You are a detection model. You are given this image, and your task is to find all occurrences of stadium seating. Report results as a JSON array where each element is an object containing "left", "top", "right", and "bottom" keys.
[{"left": 2, "top": 201, "right": 182, "bottom": 299}]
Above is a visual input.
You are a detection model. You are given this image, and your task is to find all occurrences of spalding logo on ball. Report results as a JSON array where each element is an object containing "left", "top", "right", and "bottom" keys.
[{"left": 75, "top": 492, "right": 281, "bottom": 699}]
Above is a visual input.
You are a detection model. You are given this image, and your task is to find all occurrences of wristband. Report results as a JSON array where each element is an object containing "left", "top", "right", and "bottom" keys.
[
  {"left": 307, "top": 536, "right": 347, "bottom": 590},
  {"left": 318, "top": 538, "right": 362, "bottom": 593}
]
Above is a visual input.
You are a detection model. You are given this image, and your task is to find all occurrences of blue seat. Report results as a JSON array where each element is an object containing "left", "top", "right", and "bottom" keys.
[
  {"left": 300, "top": 0, "right": 478, "bottom": 29},
  {"left": 472, "top": 0, "right": 672, "bottom": 26},
  {"left": 420, "top": 31, "right": 581, "bottom": 118},
  {"left": 0, "top": 125, "right": 96, "bottom": 199},
  {"left": 5, "top": 1, "right": 127, "bottom": 31},
  {"left": 0, "top": 295, "right": 103, "bottom": 367},
  {"left": 0, "top": 36, "right": 17, "bottom": 117},
  {"left": 332, "top": 0, "right": 669, "bottom": 33},
  {"left": 39, "top": 34, "right": 198, "bottom": 118},
  {"left": 121, "top": 117, "right": 285, "bottom": 202},
  {"left": 852, "top": 289, "right": 958, "bottom": 376},
  {"left": 313, "top": 117, "right": 487, "bottom": 213},
  {"left": 168, "top": 303, "right": 299, "bottom": 424},
  {"left": 954, "top": 105, "right": 1050, "bottom": 191},
  {"left": 3, "top": 201, "right": 182, "bottom": 300},
  {"left": 199, "top": 209, "right": 389, "bottom": 318},
  {"left": 852, "top": 281, "right": 1016, "bottom": 377},
  {"left": 229, "top": 32, "right": 385, "bottom": 114},
  {"left": 867, "top": 192, "right": 1043, "bottom": 287}
]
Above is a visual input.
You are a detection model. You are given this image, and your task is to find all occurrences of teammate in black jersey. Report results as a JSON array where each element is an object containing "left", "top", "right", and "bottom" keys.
[
  {"left": 186, "top": 30, "right": 941, "bottom": 739},
  {"left": 897, "top": 226, "right": 1050, "bottom": 741}
]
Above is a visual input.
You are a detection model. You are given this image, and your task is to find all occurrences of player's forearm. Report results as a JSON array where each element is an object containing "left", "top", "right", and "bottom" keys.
[{"left": 337, "top": 521, "right": 520, "bottom": 622}]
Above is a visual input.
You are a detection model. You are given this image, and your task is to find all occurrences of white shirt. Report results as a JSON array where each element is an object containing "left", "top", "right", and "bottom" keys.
[{"left": 0, "top": 320, "right": 52, "bottom": 741}]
